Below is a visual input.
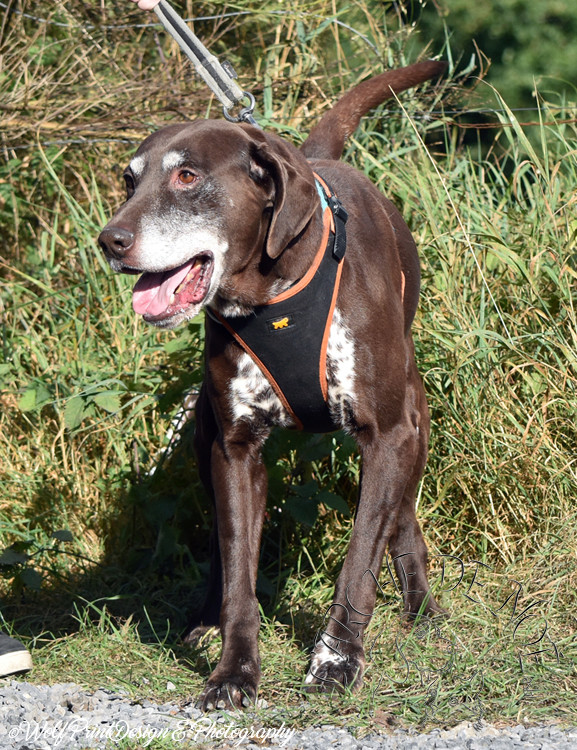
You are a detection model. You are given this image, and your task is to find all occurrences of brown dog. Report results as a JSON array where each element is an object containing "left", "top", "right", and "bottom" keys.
[{"left": 98, "top": 60, "right": 446, "bottom": 710}]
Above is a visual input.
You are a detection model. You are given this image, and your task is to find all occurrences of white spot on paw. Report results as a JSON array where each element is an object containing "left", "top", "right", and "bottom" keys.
[{"left": 306, "top": 640, "right": 346, "bottom": 683}]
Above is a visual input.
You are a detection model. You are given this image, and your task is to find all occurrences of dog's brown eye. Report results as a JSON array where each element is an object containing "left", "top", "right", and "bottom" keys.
[{"left": 178, "top": 169, "right": 197, "bottom": 185}]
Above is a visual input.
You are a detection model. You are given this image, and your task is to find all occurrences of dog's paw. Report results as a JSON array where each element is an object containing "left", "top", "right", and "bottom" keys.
[
  {"left": 182, "top": 624, "right": 220, "bottom": 647},
  {"left": 196, "top": 657, "right": 260, "bottom": 711},
  {"left": 304, "top": 644, "right": 365, "bottom": 693},
  {"left": 403, "top": 591, "right": 448, "bottom": 620},
  {"left": 196, "top": 677, "right": 258, "bottom": 711},
  {"left": 403, "top": 598, "right": 449, "bottom": 622}
]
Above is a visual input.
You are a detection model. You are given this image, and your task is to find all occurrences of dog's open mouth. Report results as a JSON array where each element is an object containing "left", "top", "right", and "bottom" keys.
[{"left": 132, "top": 254, "right": 214, "bottom": 323}]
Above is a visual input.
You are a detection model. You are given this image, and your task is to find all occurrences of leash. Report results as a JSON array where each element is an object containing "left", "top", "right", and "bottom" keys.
[{"left": 153, "top": 0, "right": 260, "bottom": 127}]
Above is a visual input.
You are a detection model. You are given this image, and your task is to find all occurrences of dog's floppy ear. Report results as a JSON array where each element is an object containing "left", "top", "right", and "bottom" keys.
[{"left": 249, "top": 137, "right": 319, "bottom": 259}]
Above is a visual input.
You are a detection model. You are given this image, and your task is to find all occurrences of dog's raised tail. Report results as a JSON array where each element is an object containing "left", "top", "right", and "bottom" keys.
[{"left": 300, "top": 60, "right": 446, "bottom": 161}]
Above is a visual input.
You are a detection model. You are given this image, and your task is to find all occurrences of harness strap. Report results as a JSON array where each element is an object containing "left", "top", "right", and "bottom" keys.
[{"left": 209, "top": 176, "right": 347, "bottom": 432}]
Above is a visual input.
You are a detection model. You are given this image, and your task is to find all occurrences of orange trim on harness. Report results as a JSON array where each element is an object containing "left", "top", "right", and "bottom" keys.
[
  {"left": 319, "top": 256, "right": 344, "bottom": 401},
  {"left": 264, "top": 206, "right": 333, "bottom": 305}
]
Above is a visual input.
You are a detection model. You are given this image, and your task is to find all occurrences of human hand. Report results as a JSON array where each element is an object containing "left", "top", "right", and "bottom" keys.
[{"left": 128, "top": 0, "right": 161, "bottom": 10}]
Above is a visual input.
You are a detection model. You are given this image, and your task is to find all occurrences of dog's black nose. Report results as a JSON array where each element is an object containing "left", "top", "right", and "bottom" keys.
[{"left": 98, "top": 226, "right": 135, "bottom": 260}]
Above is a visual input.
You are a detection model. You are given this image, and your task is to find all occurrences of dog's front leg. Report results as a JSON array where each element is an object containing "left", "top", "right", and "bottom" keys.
[
  {"left": 196, "top": 435, "right": 268, "bottom": 711},
  {"left": 305, "top": 423, "right": 422, "bottom": 692}
]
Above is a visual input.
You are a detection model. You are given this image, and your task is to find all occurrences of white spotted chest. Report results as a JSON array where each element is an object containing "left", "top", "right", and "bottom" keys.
[{"left": 228, "top": 308, "right": 356, "bottom": 428}]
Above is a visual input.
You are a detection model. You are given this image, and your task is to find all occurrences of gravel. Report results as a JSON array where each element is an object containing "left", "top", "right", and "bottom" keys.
[{"left": 1, "top": 680, "right": 576, "bottom": 749}]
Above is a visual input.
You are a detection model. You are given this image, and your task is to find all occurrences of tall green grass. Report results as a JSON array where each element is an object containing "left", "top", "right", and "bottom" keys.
[
  {"left": 0, "top": 0, "right": 575, "bottom": 730},
  {"left": 355, "top": 91, "right": 577, "bottom": 564}
]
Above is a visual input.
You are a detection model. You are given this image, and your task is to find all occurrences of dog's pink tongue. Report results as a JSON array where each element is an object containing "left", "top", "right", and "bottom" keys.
[{"left": 132, "top": 261, "right": 193, "bottom": 316}]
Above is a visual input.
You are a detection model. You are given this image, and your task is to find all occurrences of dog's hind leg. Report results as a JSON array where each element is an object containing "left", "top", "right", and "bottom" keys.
[{"left": 387, "top": 364, "right": 446, "bottom": 618}]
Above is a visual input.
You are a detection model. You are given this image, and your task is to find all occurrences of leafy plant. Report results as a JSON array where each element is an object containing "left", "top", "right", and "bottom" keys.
[{"left": 0, "top": 529, "right": 75, "bottom": 591}]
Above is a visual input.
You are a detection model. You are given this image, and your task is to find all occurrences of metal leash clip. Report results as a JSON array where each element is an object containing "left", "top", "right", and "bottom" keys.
[
  {"left": 153, "top": 0, "right": 260, "bottom": 127},
  {"left": 223, "top": 91, "right": 257, "bottom": 124}
]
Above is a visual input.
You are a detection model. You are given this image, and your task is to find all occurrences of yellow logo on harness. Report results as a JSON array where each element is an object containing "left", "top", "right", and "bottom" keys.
[{"left": 272, "top": 317, "right": 290, "bottom": 330}]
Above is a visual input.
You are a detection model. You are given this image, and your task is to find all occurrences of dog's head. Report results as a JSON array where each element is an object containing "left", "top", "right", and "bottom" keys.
[{"left": 98, "top": 120, "right": 320, "bottom": 328}]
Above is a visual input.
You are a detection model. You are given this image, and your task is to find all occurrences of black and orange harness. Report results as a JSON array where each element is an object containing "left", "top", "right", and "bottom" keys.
[{"left": 209, "top": 175, "right": 348, "bottom": 432}]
